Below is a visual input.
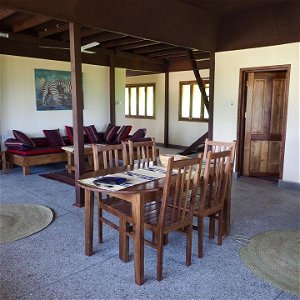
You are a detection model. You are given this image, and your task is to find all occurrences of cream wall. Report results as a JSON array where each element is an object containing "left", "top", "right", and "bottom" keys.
[
  {"left": 0, "top": 55, "right": 110, "bottom": 140},
  {"left": 123, "top": 70, "right": 209, "bottom": 146},
  {"left": 214, "top": 43, "right": 300, "bottom": 183}
]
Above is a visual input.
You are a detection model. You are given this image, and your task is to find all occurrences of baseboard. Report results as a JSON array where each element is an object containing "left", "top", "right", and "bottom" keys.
[{"left": 278, "top": 180, "right": 300, "bottom": 191}]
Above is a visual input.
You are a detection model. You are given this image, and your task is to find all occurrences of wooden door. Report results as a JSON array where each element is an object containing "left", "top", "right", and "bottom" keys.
[{"left": 243, "top": 71, "right": 287, "bottom": 177}]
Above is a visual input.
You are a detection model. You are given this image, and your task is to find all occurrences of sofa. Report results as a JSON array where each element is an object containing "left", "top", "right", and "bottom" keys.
[{"left": 5, "top": 125, "right": 148, "bottom": 175}]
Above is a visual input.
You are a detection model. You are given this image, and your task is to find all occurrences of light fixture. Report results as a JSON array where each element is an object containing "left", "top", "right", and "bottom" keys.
[
  {"left": 0, "top": 32, "right": 9, "bottom": 38},
  {"left": 81, "top": 42, "right": 100, "bottom": 50}
]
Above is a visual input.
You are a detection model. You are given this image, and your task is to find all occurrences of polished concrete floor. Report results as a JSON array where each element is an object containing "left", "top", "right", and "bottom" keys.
[{"left": 0, "top": 158, "right": 299, "bottom": 300}]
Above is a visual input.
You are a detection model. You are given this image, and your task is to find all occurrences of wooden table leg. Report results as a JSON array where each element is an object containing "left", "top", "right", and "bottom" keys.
[
  {"left": 132, "top": 194, "right": 145, "bottom": 285},
  {"left": 1, "top": 151, "right": 7, "bottom": 174},
  {"left": 67, "top": 152, "right": 73, "bottom": 174},
  {"left": 85, "top": 189, "right": 94, "bottom": 256}
]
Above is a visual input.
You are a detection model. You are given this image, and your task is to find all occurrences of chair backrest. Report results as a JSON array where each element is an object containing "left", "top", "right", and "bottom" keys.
[
  {"left": 92, "top": 143, "right": 125, "bottom": 171},
  {"left": 198, "top": 150, "right": 231, "bottom": 214},
  {"left": 203, "top": 139, "right": 236, "bottom": 163},
  {"left": 158, "top": 155, "right": 203, "bottom": 228},
  {"left": 124, "top": 138, "right": 157, "bottom": 167}
]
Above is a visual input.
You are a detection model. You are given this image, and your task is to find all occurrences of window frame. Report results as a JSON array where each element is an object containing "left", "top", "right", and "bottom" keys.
[
  {"left": 125, "top": 83, "right": 156, "bottom": 119},
  {"left": 178, "top": 80, "right": 209, "bottom": 122}
]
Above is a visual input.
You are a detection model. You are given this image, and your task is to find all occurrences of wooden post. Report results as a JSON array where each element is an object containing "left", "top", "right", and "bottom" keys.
[
  {"left": 69, "top": 22, "right": 85, "bottom": 207},
  {"left": 208, "top": 52, "right": 215, "bottom": 140},
  {"left": 164, "top": 64, "right": 169, "bottom": 147},
  {"left": 110, "top": 55, "right": 116, "bottom": 125}
]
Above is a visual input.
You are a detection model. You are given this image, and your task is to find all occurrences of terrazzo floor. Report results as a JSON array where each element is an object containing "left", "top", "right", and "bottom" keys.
[{"left": 0, "top": 153, "right": 299, "bottom": 300}]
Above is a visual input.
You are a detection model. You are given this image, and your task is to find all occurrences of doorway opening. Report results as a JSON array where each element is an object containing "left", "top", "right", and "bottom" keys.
[{"left": 236, "top": 65, "right": 290, "bottom": 182}]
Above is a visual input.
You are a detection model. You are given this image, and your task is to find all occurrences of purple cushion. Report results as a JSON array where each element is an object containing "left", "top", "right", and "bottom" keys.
[
  {"left": 103, "top": 124, "right": 113, "bottom": 141},
  {"left": 83, "top": 125, "right": 100, "bottom": 144},
  {"left": 65, "top": 126, "right": 73, "bottom": 145},
  {"left": 105, "top": 125, "right": 120, "bottom": 143},
  {"left": 131, "top": 128, "right": 147, "bottom": 139},
  {"left": 5, "top": 138, "right": 33, "bottom": 150},
  {"left": 13, "top": 130, "right": 36, "bottom": 148},
  {"left": 114, "top": 125, "right": 132, "bottom": 144},
  {"left": 43, "top": 129, "right": 65, "bottom": 147}
]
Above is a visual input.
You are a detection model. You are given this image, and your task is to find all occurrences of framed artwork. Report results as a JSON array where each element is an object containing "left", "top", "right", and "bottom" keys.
[{"left": 35, "top": 69, "right": 72, "bottom": 111}]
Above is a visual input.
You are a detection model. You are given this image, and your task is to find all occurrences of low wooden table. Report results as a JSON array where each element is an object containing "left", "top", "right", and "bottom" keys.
[{"left": 1, "top": 151, "right": 8, "bottom": 174}]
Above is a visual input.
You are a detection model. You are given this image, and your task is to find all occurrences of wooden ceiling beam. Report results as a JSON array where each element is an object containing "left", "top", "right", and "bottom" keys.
[
  {"left": 133, "top": 44, "right": 174, "bottom": 54},
  {"left": 12, "top": 15, "right": 51, "bottom": 33},
  {"left": 0, "top": 8, "right": 15, "bottom": 20},
  {"left": 100, "top": 36, "right": 141, "bottom": 49},
  {"left": 115, "top": 40, "right": 157, "bottom": 51},
  {"left": 82, "top": 31, "right": 125, "bottom": 45},
  {"left": 147, "top": 48, "right": 188, "bottom": 58},
  {"left": 168, "top": 58, "right": 210, "bottom": 72},
  {"left": 60, "top": 27, "right": 102, "bottom": 41},
  {"left": 39, "top": 23, "right": 69, "bottom": 38}
]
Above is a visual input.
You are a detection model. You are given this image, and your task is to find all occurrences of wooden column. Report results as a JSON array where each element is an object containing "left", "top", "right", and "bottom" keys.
[
  {"left": 69, "top": 22, "right": 85, "bottom": 207},
  {"left": 208, "top": 52, "right": 215, "bottom": 140},
  {"left": 164, "top": 64, "right": 169, "bottom": 147},
  {"left": 109, "top": 55, "right": 116, "bottom": 125}
]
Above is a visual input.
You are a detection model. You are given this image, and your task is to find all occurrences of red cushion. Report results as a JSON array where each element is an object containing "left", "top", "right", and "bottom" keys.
[
  {"left": 83, "top": 125, "right": 100, "bottom": 144},
  {"left": 7, "top": 147, "right": 65, "bottom": 156},
  {"left": 114, "top": 125, "right": 132, "bottom": 143},
  {"left": 43, "top": 129, "right": 65, "bottom": 147},
  {"left": 13, "top": 130, "right": 36, "bottom": 148},
  {"left": 105, "top": 125, "right": 120, "bottom": 143},
  {"left": 65, "top": 126, "right": 73, "bottom": 144},
  {"left": 5, "top": 138, "right": 33, "bottom": 150}
]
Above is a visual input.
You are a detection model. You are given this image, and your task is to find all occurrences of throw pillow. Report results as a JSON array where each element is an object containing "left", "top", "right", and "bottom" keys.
[
  {"left": 5, "top": 138, "right": 33, "bottom": 150},
  {"left": 43, "top": 129, "right": 65, "bottom": 147},
  {"left": 114, "top": 125, "right": 132, "bottom": 144},
  {"left": 65, "top": 125, "right": 74, "bottom": 144},
  {"left": 103, "top": 123, "right": 113, "bottom": 141},
  {"left": 131, "top": 128, "right": 147, "bottom": 139},
  {"left": 83, "top": 125, "right": 100, "bottom": 144},
  {"left": 13, "top": 130, "right": 36, "bottom": 148},
  {"left": 105, "top": 125, "right": 120, "bottom": 143}
]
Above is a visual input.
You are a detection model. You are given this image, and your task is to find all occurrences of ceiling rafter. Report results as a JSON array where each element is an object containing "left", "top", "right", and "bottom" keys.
[
  {"left": 147, "top": 48, "right": 188, "bottom": 58},
  {"left": 0, "top": 8, "right": 15, "bottom": 20},
  {"left": 39, "top": 22, "right": 68, "bottom": 38},
  {"left": 12, "top": 15, "right": 51, "bottom": 33},
  {"left": 60, "top": 27, "right": 102, "bottom": 42},
  {"left": 115, "top": 40, "right": 158, "bottom": 51},
  {"left": 133, "top": 44, "right": 175, "bottom": 54},
  {"left": 100, "top": 36, "right": 141, "bottom": 49},
  {"left": 81, "top": 31, "right": 125, "bottom": 45}
]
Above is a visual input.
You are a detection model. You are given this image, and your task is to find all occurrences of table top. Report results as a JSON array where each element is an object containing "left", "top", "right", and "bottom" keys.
[{"left": 78, "top": 164, "right": 166, "bottom": 195}]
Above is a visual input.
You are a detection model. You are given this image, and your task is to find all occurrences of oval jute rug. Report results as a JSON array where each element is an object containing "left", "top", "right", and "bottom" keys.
[
  {"left": 240, "top": 229, "right": 300, "bottom": 297},
  {"left": 0, "top": 204, "right": 53, "bottom": 244}
]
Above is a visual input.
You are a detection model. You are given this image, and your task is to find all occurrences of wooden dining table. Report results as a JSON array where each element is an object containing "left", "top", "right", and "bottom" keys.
[
  {"left": 77, "top": 164, "right": 166, "bottom": 286},
  {"left": 77, "top": 161, "right": 233, "bottom": 285}
]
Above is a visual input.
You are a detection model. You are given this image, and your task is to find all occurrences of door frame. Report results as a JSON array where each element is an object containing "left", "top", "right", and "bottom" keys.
[{"left": 236, "top": 64, "right": 291, "bottom": 179}]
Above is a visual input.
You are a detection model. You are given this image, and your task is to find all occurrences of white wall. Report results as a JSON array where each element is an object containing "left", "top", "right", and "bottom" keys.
[
  {"left": 123, "top": 70, "right": 209, "bottom": 146},
  {"left": 214, "top": 42, "right": 300, "bottom": 183},
  {"left": 0, "top": 55, "right": 110, "bottom": 139}
]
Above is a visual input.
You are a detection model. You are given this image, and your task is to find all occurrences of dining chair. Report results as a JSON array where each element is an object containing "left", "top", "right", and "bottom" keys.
[
  {"left": 124, "top": 138, "right": 157, "bottom": 167},
  {"left": 109, "top": 155, "right": 203, "bottom": 281},
  {"left": 203, "top": 139, "right": 236, "bottom": 236},
  {"left": 92, "top": 143, "right": 131, "bottom": 254},
  {"left": 194, "top": 150, "right": 231, "bottom": 258}
]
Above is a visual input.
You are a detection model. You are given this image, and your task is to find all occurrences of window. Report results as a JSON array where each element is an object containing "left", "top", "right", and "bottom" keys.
[
  {"left": 125, "top": 83, "right": 155, "bottom": 118},
  {"left": 179, "top": 80, "right": 209, "bottom": 122}
]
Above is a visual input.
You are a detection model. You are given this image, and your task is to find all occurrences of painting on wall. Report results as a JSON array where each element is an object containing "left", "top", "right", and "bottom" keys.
[{"left": 35, "top": 69, "right": 72, "bottom": 111}]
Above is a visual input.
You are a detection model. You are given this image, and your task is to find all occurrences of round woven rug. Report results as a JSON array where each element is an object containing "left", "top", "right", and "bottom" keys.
[
  {"left": 0, "top": 204, "right": 53, "bottom": 244},
  {"left": 240, "top": 229, "right": 300, "bottom": 296}
]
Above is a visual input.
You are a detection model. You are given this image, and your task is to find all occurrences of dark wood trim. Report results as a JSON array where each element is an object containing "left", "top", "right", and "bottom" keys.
[
  {"left": 236, "top": 64, "right": 291, "bottom": 180},
  {"left": 69, "top": 22, "right": 85, "bottom": 207},
  {"left": 208, "top": 52, "right": 215, "bottom": 140},
  {"left": 12, "top": 15, "right": 51, "bottom": 33},
  {"left": 0, "top": 8, "right": 15, "bottom": 20},
  {"left": 109, "top": 55, "right": 116, "bottom": 125},
  {"left": 164, "top": 64, "right": 169, "bottom": 147}
]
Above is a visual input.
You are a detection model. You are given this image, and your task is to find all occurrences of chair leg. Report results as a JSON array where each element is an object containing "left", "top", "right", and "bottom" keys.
[
  {"left": 198, "top": 217, "right": 204, "bottom": 258},
  {"left": 186, "top": 225, "right": 192, "bottom": 266},
  {"left": 209, "top": 216, "right": 215, "bottom": 239},
  {"left": 97, "top": 193, "right": 103, "bottom": 244},
  {"left": 119, "top": 218, "right": 129, "bottom": 262},
  {"left": 217, "top": 211, "right": 224, "bottom": 246},
  {"left": 157, "top": 233, "right": 164, "bottom": 281}
]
